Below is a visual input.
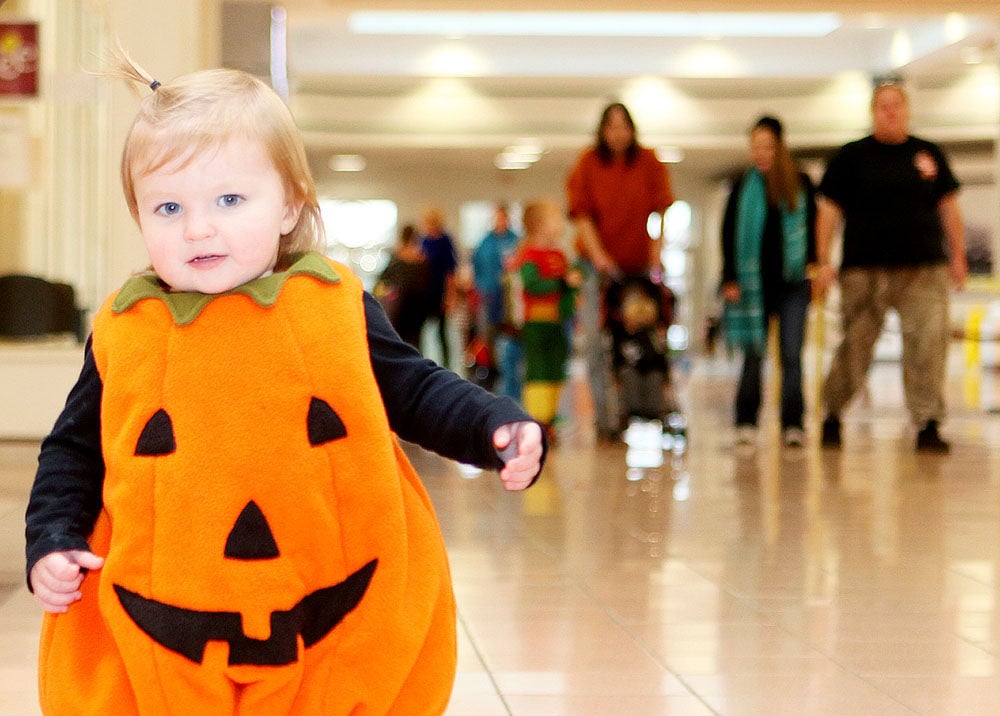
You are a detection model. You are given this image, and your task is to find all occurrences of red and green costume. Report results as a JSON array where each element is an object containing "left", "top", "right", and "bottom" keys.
[{"left": 519, "top": 246, "right": 576, "bottom": 425}]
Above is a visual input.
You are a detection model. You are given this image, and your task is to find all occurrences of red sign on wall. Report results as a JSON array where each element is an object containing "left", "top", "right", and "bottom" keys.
[{"left": 0, "top": 22, "right": 39, "bottom": 97}]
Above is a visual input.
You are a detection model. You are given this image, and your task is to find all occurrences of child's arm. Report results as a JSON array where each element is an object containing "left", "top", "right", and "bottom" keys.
[
  {"left": 364, "top": 293, "right": 546, "bottom": 477},
  {"left": 520, "top": 261, "right": 564, "bottom": 296},
  {"left": 26, "top": 337, "right": 106, "bottom": 593},
  {"left": 30, "top": 549, "right": 104, "bottom": 613}
]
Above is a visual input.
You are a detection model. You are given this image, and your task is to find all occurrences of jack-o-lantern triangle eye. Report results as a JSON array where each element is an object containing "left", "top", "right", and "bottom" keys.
[
  {"left": 307, "top": 397, "right": 347, "bottom": 446},
  {"left": 135, "top": 409, "right": 176, "bottom": 456}
]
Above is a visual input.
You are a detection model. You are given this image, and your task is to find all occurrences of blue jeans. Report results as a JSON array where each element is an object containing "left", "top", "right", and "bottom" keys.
[
  {"left": 477, "top": 289, "right": 523, "bottom": 402},
  {"left": 496, "top": 333, "right": 524, "bottom": 403},
  {"left": 735, "top": 280, "right": 810, "bottom": 429}
]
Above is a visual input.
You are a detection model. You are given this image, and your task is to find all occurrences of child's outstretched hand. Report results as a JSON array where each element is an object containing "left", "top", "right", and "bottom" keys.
[
  {"left": 493, "top": 421, "right": 544, "bottom": 491},
  {"left": 30, "top": 549, "right": 104, "bottom": 613}
]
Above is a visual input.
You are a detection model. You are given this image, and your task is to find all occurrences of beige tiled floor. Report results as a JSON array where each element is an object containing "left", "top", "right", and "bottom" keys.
[{"left": 4, "top": 348, "right": 1000, "bottom": 714}]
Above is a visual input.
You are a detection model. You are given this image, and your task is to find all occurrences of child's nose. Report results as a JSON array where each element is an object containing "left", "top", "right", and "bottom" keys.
[{"left": 183, "top": 211, "right": 215, "bottom": 241}]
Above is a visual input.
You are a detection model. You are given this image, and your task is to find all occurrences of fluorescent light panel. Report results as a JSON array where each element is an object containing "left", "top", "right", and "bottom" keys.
[
  {"left": 349, "top": 11, "right": 841, "bottom": 38},
  {"left": 495, "top": 138, "right": 546, "bottom": 171},
  {"left": 329, "top": 154, "right": 366, "bottom": 172}
]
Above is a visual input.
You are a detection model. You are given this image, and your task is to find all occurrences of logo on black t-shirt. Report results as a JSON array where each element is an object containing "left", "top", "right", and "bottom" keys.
[{"left": 914, "top": 150, "right": 938, "bottom": 180}]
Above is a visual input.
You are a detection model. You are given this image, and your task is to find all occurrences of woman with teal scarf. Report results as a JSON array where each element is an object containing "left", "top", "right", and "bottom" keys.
[{"left": 721, "top": 116, "right": 817, "bottom": 447}]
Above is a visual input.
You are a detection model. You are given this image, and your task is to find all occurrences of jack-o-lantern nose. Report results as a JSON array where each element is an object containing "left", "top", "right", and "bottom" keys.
[{"left": 225, "top": 501, "right": 280, "bottom": 560}]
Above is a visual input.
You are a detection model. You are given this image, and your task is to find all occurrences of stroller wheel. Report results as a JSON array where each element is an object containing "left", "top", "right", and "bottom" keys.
[{"left": 665, "top": 412, "right": 687, "bottom": 436}]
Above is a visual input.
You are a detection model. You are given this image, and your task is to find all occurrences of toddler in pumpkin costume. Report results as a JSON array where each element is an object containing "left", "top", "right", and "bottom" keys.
[{"left": 25, "top": 51, "right": 544, "bottom": 716}]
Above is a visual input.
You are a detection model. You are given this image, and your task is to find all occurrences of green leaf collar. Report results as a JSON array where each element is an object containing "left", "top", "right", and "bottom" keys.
[{"left": 112, "top": 252, "right": 340, "bottom": 326}]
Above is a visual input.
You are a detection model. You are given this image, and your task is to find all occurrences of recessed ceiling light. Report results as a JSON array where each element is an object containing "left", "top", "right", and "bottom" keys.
[
  {"left": 891, "top": 30, "right": 913, "bottom": 68},
  {"left": 511, "top": 137, "right": 545, "bottom": 156},
  {"left": 945, "top": 13, "right": 969, "bottom": 44},
  {"left": 494, "top": 155, "right": 532, "bottom": 171},
  {"left": 655, "top": 146, "right": 685, "bottom": 164},
  {"left": 494, "top": 139, "right": 547, "bottom": 170},
  {"left": 328, "top": 154, "right": 366, "bottom": 172}
]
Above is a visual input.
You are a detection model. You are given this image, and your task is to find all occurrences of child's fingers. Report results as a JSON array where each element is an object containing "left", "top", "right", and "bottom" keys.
[
  {"left": 499, "top": 441, "right": 543, "bottom": 490},
  {"left": 30, "top": 564, "right": 84, "bottom": 612},
  {"left": 500, "top": 462, "right": 539, "bottom": 491},
  {"left": 518, "top": 422, "right": 543, "bottom": 452},
  {"left": 503, "top": 422, "right": 542, "bottom": 451},
  {"left": 492, "top": 423, "right": 511, "bottom": 448},
  {"left": 47, "top": 550, "right": 101, "bottom": 581},
  {"left": 29, "top": 550, "right": 104, "bottom": 609},
  {"left": 34, "top": 587, "right": 82, "bottom": 613},
  {"left": 513, "top": 425, "right": 543, "bottom": 464},
  {"left": 32, "top": 554, "right": 79, "bottom": 585},
  {"left": 69, "top": 550, "right": 105, "bottom": 572},
  {"left": 494, "top": 421, "right": 543, "bottom": 490},
  {"left": 31, "top": 564, "right": 83, "bottom": 595},
  {"left": 494, "top": 421, "right": 528, "bottom": 463},
  {"left": 500, "top": 472, "right": 535, "bottom": 491}
]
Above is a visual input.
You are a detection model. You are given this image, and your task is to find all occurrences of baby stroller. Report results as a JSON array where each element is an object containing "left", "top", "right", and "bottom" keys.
[{"left": 603, "top": 276, "right": 685, "bottom": 446}]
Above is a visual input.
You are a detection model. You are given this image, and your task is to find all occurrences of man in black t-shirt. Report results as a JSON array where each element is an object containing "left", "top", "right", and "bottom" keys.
[{"left": 812, "top": 82, "right": 966, "bottom": 453}]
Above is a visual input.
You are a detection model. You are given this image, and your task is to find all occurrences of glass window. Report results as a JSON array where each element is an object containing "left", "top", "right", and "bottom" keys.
[
  {"left": 664, "top": 201, "right": 692, "bottom": 248},
  {"left": 319, "top": 199, "right": 398, "bottom": 288},
  {"left": 658, "top": 200, "right": 692, "bottom": 296}
]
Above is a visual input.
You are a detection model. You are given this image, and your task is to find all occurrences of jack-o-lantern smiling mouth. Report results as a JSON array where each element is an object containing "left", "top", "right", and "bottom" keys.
[
  {"left": 113, "top": 399, "right": 375, "bottom": 667},
  {"left": 113, "top": 559, "right": 377, "bottom": 667},
  {"left": 115, "top": 400, "right": 376, "bottom": 667}
]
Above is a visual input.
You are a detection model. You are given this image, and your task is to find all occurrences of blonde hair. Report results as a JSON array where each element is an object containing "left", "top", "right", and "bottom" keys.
[
  {"left": 521, "top": 198, "right": 561, "bottom": 237},
  {"left": 111, "top": 46, "right": 324, "bottom": 269},
  {"left": 419, "top": 205, "right": 445, "bottom": 234}
]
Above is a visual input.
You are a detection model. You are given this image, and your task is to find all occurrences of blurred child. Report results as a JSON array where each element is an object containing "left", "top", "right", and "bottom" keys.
[
  {"left": 418, "top": 206, "right": 458, "bottom": 369},
  {"left": 472, "top": 204, "right": 523, "bottom": 401},
  {"left": 25, "top": 49, "right": 544, "bottom": 715},
  {"left": 374, "top": 223, "right": 429, "bottom": 349},
  {"left": 605, "top": 276, "right": 677, "bottom": 425},
  {"left": 516, "top": 199, "right": 582, "bottom": 442}
]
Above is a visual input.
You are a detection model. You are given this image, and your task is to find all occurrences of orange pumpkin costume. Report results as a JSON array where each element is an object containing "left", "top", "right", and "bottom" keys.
[{"left": 35, "top": 255, "right": 464, "bottom": 714}]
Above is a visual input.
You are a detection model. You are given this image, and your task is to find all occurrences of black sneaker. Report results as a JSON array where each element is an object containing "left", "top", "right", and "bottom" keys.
[
  {"left": 821, "top": 415, "right": 841, "bottom": 447},
  {"left": 916, "top": 420, "right": 950, "bottom": 453}
]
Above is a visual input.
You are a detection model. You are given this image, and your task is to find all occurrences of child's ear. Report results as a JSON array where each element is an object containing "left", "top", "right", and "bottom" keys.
[{"left": 281, "top": 199, "right": 304, "bottom": 235}]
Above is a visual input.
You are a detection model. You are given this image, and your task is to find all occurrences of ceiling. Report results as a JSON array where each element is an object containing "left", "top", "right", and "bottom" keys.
[{"left": 222, "top": 3, "right": 1000, "bottom": 187}]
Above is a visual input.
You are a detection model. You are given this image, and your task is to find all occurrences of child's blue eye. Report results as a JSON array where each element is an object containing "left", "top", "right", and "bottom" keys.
[
  {"left": 219, "top": 194, "right": 244, "bottom": 208},
  {"left": 155, "top": 202, "right": 182, "bottom": 216}
]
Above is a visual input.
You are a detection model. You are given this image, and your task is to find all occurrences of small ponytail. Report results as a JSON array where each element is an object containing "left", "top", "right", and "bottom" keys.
[{"left": 105, "top": 39, "right": 159, "bottom": 96}]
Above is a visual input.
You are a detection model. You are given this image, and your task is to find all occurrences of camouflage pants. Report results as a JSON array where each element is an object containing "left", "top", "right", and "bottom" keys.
[{"left": 823, "top": 264, "right": 950, "bottom": 426}]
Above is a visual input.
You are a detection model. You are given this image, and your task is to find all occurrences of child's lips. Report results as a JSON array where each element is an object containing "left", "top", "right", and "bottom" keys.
[{"left": 188, "top": 254, "right": 225, "bottom": 268}]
